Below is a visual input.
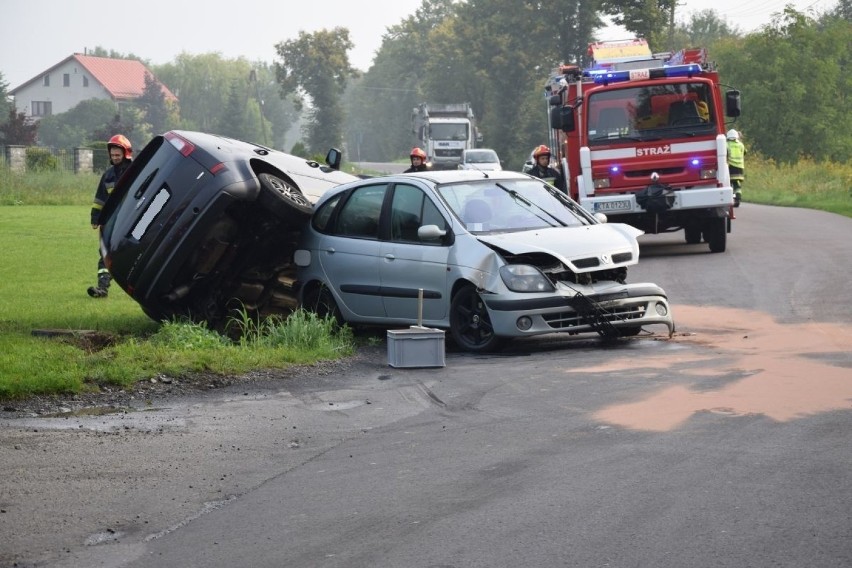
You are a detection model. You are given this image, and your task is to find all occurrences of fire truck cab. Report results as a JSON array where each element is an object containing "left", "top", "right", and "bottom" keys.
[{"left": 546, "top": 39, "right": 742, "bottom": 253}]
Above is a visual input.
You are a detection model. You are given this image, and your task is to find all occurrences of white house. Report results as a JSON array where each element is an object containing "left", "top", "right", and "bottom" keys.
[{"left": 9, "top": 53, "right": 177, "bottom": 121}]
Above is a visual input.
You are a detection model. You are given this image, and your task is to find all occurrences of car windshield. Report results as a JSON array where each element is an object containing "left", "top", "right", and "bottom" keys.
[
  {"left": 587, "top": 82, "right": 716, "bottom": 146},
  {"left": 465, "top": 150, "right": 498, "bottom": 163},
  {"left": 436, "top": 179, "right": 595, "bottom": 233}
]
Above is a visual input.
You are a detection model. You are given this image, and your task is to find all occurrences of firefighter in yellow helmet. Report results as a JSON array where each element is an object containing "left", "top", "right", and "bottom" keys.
[
  {"left": 404, "top": 147, "right": 431, "bottom": 173},
  {"left": 88, "top": 134, "right": 132, "bottom": 298},
  {"left": 726, "top": 129, "right": 745, "bottom": 207},
  {"left": 527, "top": 145, "right": 566, "bottom": 193}
]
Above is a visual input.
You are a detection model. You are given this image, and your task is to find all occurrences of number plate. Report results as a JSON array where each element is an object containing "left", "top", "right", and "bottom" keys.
[{"left": 595, "top": 199, "right": 631, "bottom": 212}]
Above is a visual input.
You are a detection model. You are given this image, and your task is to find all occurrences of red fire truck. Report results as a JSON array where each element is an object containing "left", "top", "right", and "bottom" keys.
[{"left": 545, "top": 39, "right": 742, "bottom": 252}]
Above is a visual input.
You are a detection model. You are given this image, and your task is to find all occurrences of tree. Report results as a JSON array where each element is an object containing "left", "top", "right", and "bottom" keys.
[
  {"left": 218, "top": 79, "right": 249, "bottom": 141},
  {"left": 0, "top": 72, "right": 12, "bottom": 130},
  {"left": 36, "top": 99, "right": 119, "bottom": 149},
  {"left": 599, "top": 0, "right": 678, "bottom": 50},
  {"left": 0, "top": 108, "right": 38, "bottom": 145},
  {"left": 673, "top": 9, "right": 741, "bottom": 47},
  {"left": 713, "top": 7, "right": 851, "bottom": 163},
  {"left": 134, "top": 72, "right": 176, "bottom": 136},
  {"left": 274, "top": 28, "right": 355, "bottom": 154}
]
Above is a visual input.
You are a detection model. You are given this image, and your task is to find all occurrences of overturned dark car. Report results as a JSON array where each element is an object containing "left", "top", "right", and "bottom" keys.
[{"left": 98, "top": 130, "right": 359, "bottom": 326}]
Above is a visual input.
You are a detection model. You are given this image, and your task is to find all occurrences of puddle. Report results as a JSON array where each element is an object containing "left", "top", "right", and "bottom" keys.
[
  {"left": 44, "top": 406, "right": 133, "bottom": 418},
  {"left": 591, "top": 305, "right": 852, "bottom": 431}
]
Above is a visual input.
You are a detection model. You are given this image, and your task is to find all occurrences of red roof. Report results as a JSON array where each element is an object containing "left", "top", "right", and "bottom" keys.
[
  {"left": 11, "top": 53, "right": 177, "bottom": 103},
  {"left": 74, "top": 54, "right": 177, "bottom": 102}
]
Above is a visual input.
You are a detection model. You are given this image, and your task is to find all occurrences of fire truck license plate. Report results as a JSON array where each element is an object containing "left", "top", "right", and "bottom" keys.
[{"left": 595, "top": 200, "right": 631, "bottom": 212}]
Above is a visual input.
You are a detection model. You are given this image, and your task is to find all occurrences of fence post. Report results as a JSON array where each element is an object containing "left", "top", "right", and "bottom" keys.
[
  {"left": 74, "top": 147, "right": 94, "bottom": 174},
  {"left": 5, "top": 145, "right": 26, "bottom": 173}
]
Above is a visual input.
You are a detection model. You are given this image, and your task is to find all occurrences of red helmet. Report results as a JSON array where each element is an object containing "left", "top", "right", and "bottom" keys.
[
  {"left": 410, "top": 147, "right": 427, "bottom": 160},
  {"left": 532, "top": 144, "right": 551, "bottom": 159},
  {"left": 107, "top": 134, "right": 132, "bottom": 160}
]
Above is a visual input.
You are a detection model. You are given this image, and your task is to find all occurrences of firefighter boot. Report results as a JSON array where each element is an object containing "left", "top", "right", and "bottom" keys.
[
  {"left": 87, "top": 273, "right": 111, "bottom": 298},
  {"left": 734, "top": 192, "right": 742, "bottom": 207}
]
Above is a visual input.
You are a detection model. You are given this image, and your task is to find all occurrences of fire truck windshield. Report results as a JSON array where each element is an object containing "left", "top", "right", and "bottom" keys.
[{"left": 587, "top": 82, "right": 715, "bottom": 145}]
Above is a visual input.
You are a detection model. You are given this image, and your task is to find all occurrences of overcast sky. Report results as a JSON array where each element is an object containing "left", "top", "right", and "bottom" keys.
[{"left": 0, "top": 0, "right": 836, "bottom": 90}]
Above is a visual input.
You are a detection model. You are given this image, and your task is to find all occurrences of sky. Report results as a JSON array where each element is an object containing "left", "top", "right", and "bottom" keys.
[{"left": 0, "top": 0, "right": 837, "bottom": 90}]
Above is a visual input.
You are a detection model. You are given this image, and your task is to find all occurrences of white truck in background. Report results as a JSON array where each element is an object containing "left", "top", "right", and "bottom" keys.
[{"left": 411, "top": 102, "right": 482, "bottom": 169}]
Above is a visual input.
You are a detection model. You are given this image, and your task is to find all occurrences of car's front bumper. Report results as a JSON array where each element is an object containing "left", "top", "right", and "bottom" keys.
[{"left": 484, "top": 282, "right": 675, "bottom": 338}]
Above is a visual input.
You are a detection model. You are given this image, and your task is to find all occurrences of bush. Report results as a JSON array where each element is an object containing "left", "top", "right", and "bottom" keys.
[{"left": 25, "top": 147, "right": 59, "bottom": 171}]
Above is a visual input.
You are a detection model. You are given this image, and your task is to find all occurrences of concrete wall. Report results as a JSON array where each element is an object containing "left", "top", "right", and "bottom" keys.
[
  {"left": 4, "top": 146, "right": 26, "bottom": 173},
  {"left": 74, "top": 147, "right": 93, "bottom": 174}
]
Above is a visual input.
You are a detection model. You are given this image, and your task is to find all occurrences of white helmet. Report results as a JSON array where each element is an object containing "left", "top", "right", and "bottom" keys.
[{"left": 726, "top": 129, "right": 739, "bottom": 140}]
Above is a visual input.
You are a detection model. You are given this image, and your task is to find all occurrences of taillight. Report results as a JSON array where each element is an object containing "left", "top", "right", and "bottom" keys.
[
  {"left": 165, "top": 131, "right": 195, "bottom": 156},
  {"left": 210, "top": 162, "right": 228, "bottom": 175}
]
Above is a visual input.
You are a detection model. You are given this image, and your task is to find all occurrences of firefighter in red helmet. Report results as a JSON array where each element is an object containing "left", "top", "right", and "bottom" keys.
[
  {"left": 404, "top": 147, "right": 431, "bottom": 173},
  {"left": 87, "top": 134, "right": 133, "bottom": 298},
  {"left": 527, "top": 145, "right": 566, "bottom": 192}
]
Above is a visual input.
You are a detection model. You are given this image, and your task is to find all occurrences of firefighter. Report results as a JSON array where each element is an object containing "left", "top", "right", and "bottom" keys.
[
  {"left": 726, "top": 129, "right": 745, "bottom": 207},
  {"left": 403, "top": 147, "right": 431, "bottom": 173},
  {"left": 88, "top": 134, "right": 133, "bottom": 298},
  {"left": 527, "top": 145, "right": 566, "bottom": 192}
]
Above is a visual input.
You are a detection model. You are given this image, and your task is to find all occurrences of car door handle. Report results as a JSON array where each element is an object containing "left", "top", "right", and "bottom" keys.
[
  {"left": 324, "top": 247, "right": 335, "bottom": 254},
  {"left": 384, "top": 254, "right": 395, "bottom": 260}
]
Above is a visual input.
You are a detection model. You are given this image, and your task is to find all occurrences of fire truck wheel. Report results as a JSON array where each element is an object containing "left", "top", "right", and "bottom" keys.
[{"left": 704, "top": 217, "right": 727, "bottom": 253}]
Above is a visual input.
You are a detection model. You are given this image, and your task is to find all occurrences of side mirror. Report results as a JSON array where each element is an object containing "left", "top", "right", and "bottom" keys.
[
  {"left": 725, "top": 90, "right": 741, "bottom": 118},
  {"left": 325, "top": 147, "right": 342, "bottom": 170},
  {"left": 557, "top": 106, "right": 575, "bottom": 133},
  {"left": 594, "top": 212, "right": 608, "bottom": 223}
]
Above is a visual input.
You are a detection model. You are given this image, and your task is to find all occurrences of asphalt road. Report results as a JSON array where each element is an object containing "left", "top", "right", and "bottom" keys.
[{"left": 2, "top": 203, "right": 851, "bottom": 568}]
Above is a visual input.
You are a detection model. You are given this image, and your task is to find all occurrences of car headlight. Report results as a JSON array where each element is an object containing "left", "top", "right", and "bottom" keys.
[{"left": 499, "top": 265, "right": 555, "bottom": 292}]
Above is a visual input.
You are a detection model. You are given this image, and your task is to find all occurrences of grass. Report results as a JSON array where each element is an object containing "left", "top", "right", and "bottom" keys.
[
  {"left": 742, "top": 156, "right": 852, "bottom": 218},
  {"left": 0, "top": 175, "right": 355, "bottom": 399},
  {"left": 0, "top": 157, "right": 849, "bottom": 399}
]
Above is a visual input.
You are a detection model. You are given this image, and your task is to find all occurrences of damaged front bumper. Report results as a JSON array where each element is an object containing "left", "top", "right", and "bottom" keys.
[{"left": 483, "top": 282, "right": 675, "bottom": 338}]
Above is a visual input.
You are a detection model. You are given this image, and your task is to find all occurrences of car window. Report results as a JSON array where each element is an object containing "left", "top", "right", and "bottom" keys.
[
  {"left": 390, "top": 184, "right": 448, "bottom": 245},
  {"left": 335, "top": 183, "right": 387, "bottom": 239},
  {"left": 437, "top": 179, "right": 591, "bottom": 232},
  {"left": 312, "top": 193, "right": 343, "bottom": 232}
]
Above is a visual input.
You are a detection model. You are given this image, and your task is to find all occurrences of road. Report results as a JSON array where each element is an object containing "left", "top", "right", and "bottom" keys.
[{"left": 2, "top": 204, "right": 851, "bottom": 567}]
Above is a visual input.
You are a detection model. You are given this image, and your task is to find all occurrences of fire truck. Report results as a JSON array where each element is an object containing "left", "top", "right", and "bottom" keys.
[{"left": 544, "top": 39, "right": 741, "bottom": 252}]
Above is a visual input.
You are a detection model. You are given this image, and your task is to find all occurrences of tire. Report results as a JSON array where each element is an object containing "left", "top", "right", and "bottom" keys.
[
  {"left": 303, "top": 284, "right": 344, "bottom": 328},
  {"left": 684, "top": 223, "right": 702, "bottom": 244},
  {"left": 704, "top": 216, "right": 727, "bottom": 253},
  {"left": 449, "top": 285, "right": 504, "bottom": 353},
  {"left": 257, "top": 173, "right": 313, "bottom": 220}
]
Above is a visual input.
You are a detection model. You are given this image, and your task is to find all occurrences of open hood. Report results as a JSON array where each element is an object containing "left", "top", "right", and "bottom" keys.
[{"left": 475, "top": 224, "right": 641, "bottom": 269}]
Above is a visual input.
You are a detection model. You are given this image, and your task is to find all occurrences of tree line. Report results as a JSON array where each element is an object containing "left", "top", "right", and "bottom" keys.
[{"left": 1, "top": 0, "right": 849, "bottom": 169}]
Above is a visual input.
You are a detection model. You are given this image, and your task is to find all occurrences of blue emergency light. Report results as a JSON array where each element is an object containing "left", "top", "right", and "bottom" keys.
[{"left": 588, "top": 64, "right": 702, "bottom": 85}]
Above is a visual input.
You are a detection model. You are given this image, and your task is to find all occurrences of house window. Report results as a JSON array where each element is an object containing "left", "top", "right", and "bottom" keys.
[
  {"left": 83, "top": 76, "right": 89, "bottom": 87},
  {"left": 63, "top": 74, "right": 70, "bottom": 87},
  {"left": 42, "top": 74, "right": 50, "bottom": 87},
  {"left": 32, "top": 101, "right": 53, "bottom": 117}
]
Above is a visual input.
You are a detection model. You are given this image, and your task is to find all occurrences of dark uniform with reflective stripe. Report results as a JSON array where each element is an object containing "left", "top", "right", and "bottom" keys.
[{"left": 88, "top": 159, "right": 131, "bottom": 296}]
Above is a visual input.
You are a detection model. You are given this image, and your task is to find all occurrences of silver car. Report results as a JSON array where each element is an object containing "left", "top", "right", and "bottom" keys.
[
  {"left": 458, "top": 148, "right": 502, "bottom": 171},
  {"left": 295, "top": 170, "right": 674, "bottom": 352}
]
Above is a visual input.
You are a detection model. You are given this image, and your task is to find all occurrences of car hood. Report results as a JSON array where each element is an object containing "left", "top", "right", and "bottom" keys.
[{"left": 475, "top": 223, "right": 642, "bottom": 268}]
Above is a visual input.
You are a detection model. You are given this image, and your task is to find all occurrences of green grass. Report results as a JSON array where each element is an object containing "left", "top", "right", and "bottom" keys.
[
  {"left": 742, "top": 156, "right": 852, "bottom": 217},
  {"left": 0, "top": 178, "right": 354, "bottom": 399}
]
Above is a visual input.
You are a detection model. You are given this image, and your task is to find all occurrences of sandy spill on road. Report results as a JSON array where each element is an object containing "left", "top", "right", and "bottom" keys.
[{"left": 588, "top": 305, "right": 852, "bottom": 431}]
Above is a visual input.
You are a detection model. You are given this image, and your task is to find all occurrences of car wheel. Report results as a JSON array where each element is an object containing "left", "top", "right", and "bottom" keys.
[
  {"left": 684, "top": 223, "right": 702, "bottom": 244},
  {"left": 704, "top": 217, "right": 727, "bottom": 253},
  {"left": 304, "top": 284, "right": 344, "bottom": 327},
  {"left": 449, "top": 285, "right": 504, "bottom": 353},
  {"left": 257, "top": 173, "right": 313, "bottom": 220}
]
